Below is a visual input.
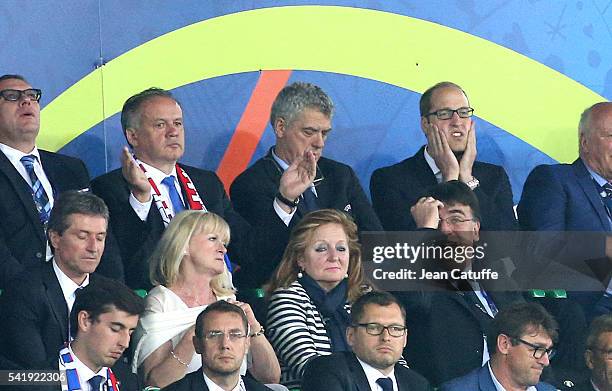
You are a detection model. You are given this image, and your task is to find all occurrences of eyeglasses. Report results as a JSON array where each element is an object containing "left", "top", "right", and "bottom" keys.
[
  {"left": 0, "top": 88, "right": 42, "bottom": 102},
  {"left": 438, "top": 216, "right": 475, "bottom": 226},
  {"left": 353, "top": 323, "right": 407, "bottom": 337},
  {"left": 589, "top": 347, "right": 612, "bottom": 360},
  {"left": 201, "top": 330, "right": 247, "bottom": 342},
  {"left": 512, "top": 337, "right": 556, "bottom": 359},
  {"left": 425, "top": 107, "right": 474, "bottom": 120}
]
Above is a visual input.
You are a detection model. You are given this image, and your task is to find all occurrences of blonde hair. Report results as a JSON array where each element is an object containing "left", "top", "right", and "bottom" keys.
[
  {"left": 149, "top": 211, "right": 235, "bottom": 296},
  {"left": 266, "top": 209, "right": 367, "bottom": 302}
]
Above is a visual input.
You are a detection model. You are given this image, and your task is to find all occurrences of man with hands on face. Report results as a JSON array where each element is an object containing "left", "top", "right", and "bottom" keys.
[
  {"left": 370, "top": 81, "right": 517, "bottom": 232},
  {"left": 230, "top": 82, "right": 382, "bottom": 288}
]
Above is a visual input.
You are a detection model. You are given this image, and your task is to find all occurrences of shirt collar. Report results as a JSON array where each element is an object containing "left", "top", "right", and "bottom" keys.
[
  {"left": 423, "top": 147, "right": 442, "bottom": 179},
  {"left": 583, "top": 158, "right": 608, "bottom": 188},
  {"left": 356, "top": 356, "right": 397, "bottom": 391},
  {"left": 0, "top": 142, "right": 41, "bottom": 165},
  {"left": 488, "top": 361, "right": 538, "bottom": 391},
  {"left": 202, "top": 371, "right": 244, "bottom": 391},
  {"left": 67, "top": 343, "right": 108, "bottom": 386},
  {"left": 271, "top": 147, "right": 290, "bottom": 171},
  {"left": 53, "top": 259, "right": 90, "bottom": 305},
  {"left": 137, "top": 159, "right": 178, "bottom": 185}
]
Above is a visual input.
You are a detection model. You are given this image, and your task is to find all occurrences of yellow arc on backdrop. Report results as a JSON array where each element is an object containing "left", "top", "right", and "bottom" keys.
[{"left": 39, "top": 5, "right": 605, "bottom": 162}]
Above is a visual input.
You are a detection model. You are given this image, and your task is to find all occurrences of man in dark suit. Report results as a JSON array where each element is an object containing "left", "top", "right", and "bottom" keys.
[
  {"left": 518, "top": 102, "right": 612, "bottom": 316},
  {"left": 0, "top": 191, "right": 112, "bottom": 369},
  {"left": 91, "top": 88, "right": 287, "bottom": 290},
  {"left": 568, "top": 314, "right": 612, "bottom": 391},
  {"left": 301, "top": 291, "right": 431, "bottom": 391},
  {"left": 397, "top": 180, "right": 524, "bottom": 385},
  {"left": 230, "top": 82, "right": 382, "bottom": 288},
  {"left": 370, "top": 81, "right": 516, "bottom": 232},
  {"left": 0, "top": 74, "right": 97, "bottom": 289},
  {"left": 162, "top": 301, "right": 272, "bottom": 391},
  {"left": 441, "top": 302, "right": 558, "bottom": 391}
]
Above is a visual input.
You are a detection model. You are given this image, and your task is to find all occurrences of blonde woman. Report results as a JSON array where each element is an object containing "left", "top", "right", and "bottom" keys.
[
  {"left": 266, "top": 209, "right": 369, "bottom": 388},
  {"left": 132, "top": 210, "right": 279, "bottom": 388}
]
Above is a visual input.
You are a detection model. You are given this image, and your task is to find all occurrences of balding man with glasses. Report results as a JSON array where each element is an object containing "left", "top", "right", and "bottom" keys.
[
  {"left": 302, "top": 291, "right": 431, "bottom": 391},
  {"left": 0, "top": 74, "right": 94, "bottom": 290},
  {"left": 441, "top": 302, "right": 557, "bottom": 391},
  {"left": 371, "top": 81, "right": 517, "bottom": 232}
]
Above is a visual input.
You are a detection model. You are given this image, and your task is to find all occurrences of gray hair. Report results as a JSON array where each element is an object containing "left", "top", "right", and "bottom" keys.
[{"left": 270, "top": 82, "right": 334, "bottom": 129}]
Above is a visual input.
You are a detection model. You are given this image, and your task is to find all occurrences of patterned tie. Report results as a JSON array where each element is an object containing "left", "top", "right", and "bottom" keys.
[
  {"left": 20, "top": 155, "right": 51, "bottom": 224},
  {"left": 376, "top": 377, "right": 394, "bottom": 391},
  {"left": 301, "top": 187, "right": 319, "bottom": 213},
  {"left": 88, "top": 375, "right": 104, "bottom": 391},
  {"left": 161, "top": 175, "right": 185, "bottom": 215},
  {"left": 600, "top": 182, "right": 612, "bottom": 218}
]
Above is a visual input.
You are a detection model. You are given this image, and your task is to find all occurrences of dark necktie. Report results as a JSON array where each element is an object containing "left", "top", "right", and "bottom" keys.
[
  {"left": 161, "top": 175, "right": 184, "bottom": 215},
  {"left": 301, "top": 187, "right": 319, "bottom": 213},
  {"left": 20, "top": 154, "right": 51, "bottom": 224},
  {"left": 376, "top": 377, "right": 394, "bottom": 391},
  {"left": 599, "top": 182, "right": 612, "bottom": 219},
  {"left": 88, "top": 375, "right": 104, "bottom": 391}
]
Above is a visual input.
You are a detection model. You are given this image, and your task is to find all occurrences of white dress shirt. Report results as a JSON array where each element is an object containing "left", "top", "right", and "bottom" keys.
[
  {"left": 63, "top": 344, "right": 109, "bottom": 391},
  {"left": 202, "top": 371, "right": 246, "bottom": 391},
  {"left": 129, "top": 160, "right": 184, "bottom": 221},
  {"left": 52, "top": 259, "right": 90, "bottom": 314},
  {"left": 356, "top": 356, "right": 399, "bottom": 391}
]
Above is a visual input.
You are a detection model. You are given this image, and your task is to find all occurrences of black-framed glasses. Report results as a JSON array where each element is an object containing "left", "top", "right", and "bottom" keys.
[
  {"left": 588, "top": 347, "right": 612, "bottom": 360},
  {"left": 353, "top": 323, "right": 407, "bottom": 337},
  {"left": 201, "top": 330, "right": 248, "bottom": 342},
  {"left": 0, "top": 88, "right": 42, "bottom": 102},
  {"left": 425, "top": 107, "right": 474, "bottom": 120},
  {"left": 438, "top": 216, "right": 476, "bottom": 226},
  {"left": 512, "top": 337, "right": 556, "bottom": 359}
]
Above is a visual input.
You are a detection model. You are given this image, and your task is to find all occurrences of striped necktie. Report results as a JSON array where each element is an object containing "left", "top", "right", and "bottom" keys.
[{"left": 20, "top": 154, "right": 51, "bottom": 224}]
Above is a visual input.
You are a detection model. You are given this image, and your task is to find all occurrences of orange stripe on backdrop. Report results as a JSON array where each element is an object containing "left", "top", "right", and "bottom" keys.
[{"left": 217, "top": 70, "right": 292, "bottom": 194}]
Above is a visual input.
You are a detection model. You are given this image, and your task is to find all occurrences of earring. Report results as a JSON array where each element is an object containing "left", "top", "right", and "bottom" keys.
[
  {"left": 297, "top": 270, "right": 304, "bottom": 278},
  {"left": 344, "top": 273, "right": 349, "bottom": 279}
]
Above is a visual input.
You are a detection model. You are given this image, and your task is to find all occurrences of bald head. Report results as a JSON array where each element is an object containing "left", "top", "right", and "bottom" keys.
[{"left": 579, "top": 102, "right": 612, "bottom": 181}]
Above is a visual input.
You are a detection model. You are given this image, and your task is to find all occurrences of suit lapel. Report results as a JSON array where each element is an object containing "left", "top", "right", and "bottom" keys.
[
  {"left": 42, "top": 262, "right": 70, "bottom": 342},
  {"left": 347, "top": 353, "right": 375, "bottom": 391},
  {"left": 572, "top": 159, "right": 610, "bottom": 231},
  {"left": 409, "top": 146, "right": 438, "bottom": 189},
  {"left": 0, "top": 150, "right": 43, "bottom": 231}
]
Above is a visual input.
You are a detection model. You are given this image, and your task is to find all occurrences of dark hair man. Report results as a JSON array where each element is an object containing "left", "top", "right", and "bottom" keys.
[
  {"left": 1, "top": 190, "right": 114, "bottom": 369},
  {"left": 302, "top": 291, "right": 431, "bottom": 391},
  {"left": 441, "top": 302, "right": 558, "bottom": 391},
  {"left": 162, "top": 301, "right": 273, "bottom": 391},
  {"left": 60, "top": 278, "right": 145, "bottom": 390}
]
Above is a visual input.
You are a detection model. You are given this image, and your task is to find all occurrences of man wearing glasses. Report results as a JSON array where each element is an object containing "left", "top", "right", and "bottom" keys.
[
  {"left": 574, "top": 314, "right": 612, "bottom": 391},
  {"left": 301, "top": 291, "right": 431, "bottom": 391},
  {"left": 441, "top": 302, "right": 557, "bottom": 391},
  {"left": 370, "top": 81, "right": 517, "bottom": 231},
  {"left": 163, "top": 300, "right": 273, "bottom": 391},
  {"left": 0, "top": 74, "right": 91, "bottom": 290}
]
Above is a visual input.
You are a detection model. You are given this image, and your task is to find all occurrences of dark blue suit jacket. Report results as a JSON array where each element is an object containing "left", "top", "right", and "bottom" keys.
[
  {"left": 370, "top": 146, "right": 517, "bottom": 231},
  {"left": 518, "top": 158, "right": 610, "bottom": 232},
  {"left": 440, "top": 364, "right": 556, "bottom": 391}
]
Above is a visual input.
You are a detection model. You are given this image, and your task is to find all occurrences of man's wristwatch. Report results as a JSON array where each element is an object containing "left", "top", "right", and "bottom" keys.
[
  {"left": 276, "top": 192, "right": 299, "bottom": 208},
  {"left": 250, "top": 326, "right": 265, "bottom": 337},
  {"left": 466, "top": 177, "right": 480, "bottom": 190}
]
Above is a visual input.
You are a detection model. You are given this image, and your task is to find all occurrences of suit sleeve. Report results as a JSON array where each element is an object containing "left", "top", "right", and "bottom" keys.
[
  {"left": 370, "top": 167, "right": 418, "bottom": 231},
  {"left": 517, "top": 165, "right": 566, "bottom": 231},
  {"left": 0, "top": 280, "right": 53, "bottom": 369},
  {"left": 300, "top": 356, "right": 346, "bottom": 391},
  {"left": 474, "top": 166, "right": 517, "bottom": 231}
]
